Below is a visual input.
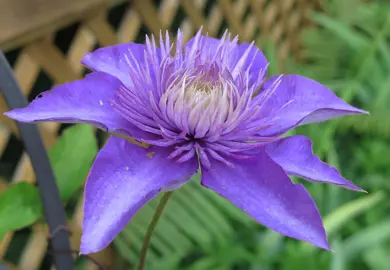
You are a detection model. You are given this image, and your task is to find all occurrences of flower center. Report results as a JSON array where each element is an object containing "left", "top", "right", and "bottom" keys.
[
  {"left": 184, "top": 80, "right": 220, "bottom": 109},
  {"left": 183, "top": 76, "right": 233, "bottom": 137}
]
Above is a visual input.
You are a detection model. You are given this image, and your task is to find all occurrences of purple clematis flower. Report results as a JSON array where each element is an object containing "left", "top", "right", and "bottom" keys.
[{"left": 5, "top": 29, "right": 367, "bottom": 254}]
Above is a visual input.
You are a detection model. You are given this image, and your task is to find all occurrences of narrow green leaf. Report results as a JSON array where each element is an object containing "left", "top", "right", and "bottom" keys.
[
  {"left": 323, "top": 191, "right": 385, "bottom": 236},
  {"left": 131, "top": 221, "right": 175, "bottom": 256},
  {"left": 363, "top": 245, "right": 390, "bottom": 270},
  {"left": 187, "top": 257, "right": 217, "bottom": 270},
  {"left": 173, "top": 186, "right": 230, "bottom": 246},
  {"left": 151, "top": 194, "right": 211, "bottom": 249},
  {"left": 0, "top": 182, "right": 42, "bottom": 238},
  {"left": 311, "top": 12, "right": 368, "bottom": 51},
  {"left": 330, "top": 240, "right": 345, "bottom": 270},
  {"left": 257, "top": 230, "right": 283, "bottom": 260},
  {"left": 114, "top": 236, "right": 139, "bottom": 265},
  {"left": 341, "top": 219, "right": 390, "bottom": 260},
  {"left": 49, "top": 124, "right": 98, "bottom": 202},
  {"left": 261, "top": 39, "right": 279, "bottom": 76}
]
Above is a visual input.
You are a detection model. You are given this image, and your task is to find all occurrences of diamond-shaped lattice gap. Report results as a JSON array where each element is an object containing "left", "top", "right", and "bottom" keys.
[
  {"left": 54, "top": 23, "right": 81, "bottom": 55},
  {"left": 4, "top": 48, "right": 21, "bottom": 68},
  {"left": 4, "top": 227, "right": 32, "bottom": 265},
  {"left": 108, "top": 2, "right": 130, "bottom": 31},
  {"left": 169, "top": 5, "right": 187, "bottom": 32},
  {"left": 202, "top": 0, "right": 214, "bottom": 17},
  {"left": 0, "top": 134, "right": 24, "bottom": 181},
  {"left": 27, "top": 70, "right": 53, "bottom": 102}
]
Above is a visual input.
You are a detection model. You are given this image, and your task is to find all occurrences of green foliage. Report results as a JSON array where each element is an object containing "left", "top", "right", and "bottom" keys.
[
  {"left": 0, "top": 182, "right": 42, "bottom": 240},
  {"left": 295, "top": 0, "right": 390, "bottom": 141},
  {"left": 0, "top": 124, "right": 97, "bottom": 240},
  {"left": 50, "top": 124, "right": 98, "bottom": 202},
  {"left": 323, "top": 191, "right": 385, "bottom": 236},
  {"left": 342, "top": 219, "right": 390, "bottom": 261}
]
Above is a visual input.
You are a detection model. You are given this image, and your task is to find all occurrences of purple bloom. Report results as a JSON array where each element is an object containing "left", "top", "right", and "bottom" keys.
[{"left": 5, "top": 29, "right": 367, "bottom": 254}]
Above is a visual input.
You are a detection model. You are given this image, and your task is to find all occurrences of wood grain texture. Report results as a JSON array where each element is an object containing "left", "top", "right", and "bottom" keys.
[{"left": 0, "top": 0, "right": 104, "bottom": 50}]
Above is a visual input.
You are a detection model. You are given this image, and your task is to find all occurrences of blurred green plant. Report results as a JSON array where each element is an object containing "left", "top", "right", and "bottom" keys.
[
  {"left": 49, "top": 124, "right": 97, "bottom": 202},
  {"left": 0, "top": 182, "right": 42, "bottom": 241},
  {"left": 0, "top": 124, "right": 97, "bottom": 242},
  {"left": 296, "top": 0, "right": 390, "bottom": 143}
]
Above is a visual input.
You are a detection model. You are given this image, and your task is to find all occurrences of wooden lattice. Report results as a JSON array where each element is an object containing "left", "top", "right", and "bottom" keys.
[{"left": 0, "top": 0, "right": 320, "bottom": 268}]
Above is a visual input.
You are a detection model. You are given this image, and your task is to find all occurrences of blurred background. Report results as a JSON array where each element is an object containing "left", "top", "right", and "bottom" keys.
[{"left": 0, "top": 0, "right": 389, "bottom": 269}]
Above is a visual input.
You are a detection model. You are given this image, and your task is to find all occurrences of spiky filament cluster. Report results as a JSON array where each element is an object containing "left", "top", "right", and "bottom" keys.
[{"left": 114, "top": 29, "right": 281, "bottom": 168}]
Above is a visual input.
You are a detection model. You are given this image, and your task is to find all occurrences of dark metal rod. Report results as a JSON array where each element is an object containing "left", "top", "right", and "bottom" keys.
[{"left": 0, "top": 51, "right": 74, "bottom": 270}]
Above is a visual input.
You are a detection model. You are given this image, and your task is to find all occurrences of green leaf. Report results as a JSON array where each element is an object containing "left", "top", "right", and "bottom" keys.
[
  {"left": 362, "top": 245, "right": 390, "bottom": 270},
  {"left": 49, "top": 124, "right": 98, "bottom": 202},
  {"left": 341, "top": 219, "right": 390, "bottom": 261},
  {"left": 187, "top": 257, "right": 217, "bottom": 270},
  {"left": 0, "top": 182, "right": 42, "bottom": 239},
  {"left": 329, "top": 240, "right": 345, "bottom": 270},
  {"left": 311, "top": 12, "right": 368, "bottom": 52},
  {"left": 261, "top": 39, "right": 279, "bottom": 76},
  {"left": 323, "top": 191, "right": 385, "bottom": 236}
]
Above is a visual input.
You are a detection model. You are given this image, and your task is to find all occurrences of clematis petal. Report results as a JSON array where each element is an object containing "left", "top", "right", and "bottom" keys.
[
  {"left": 81, "top": 136, "right": 198, "bottom": 254},
  {"left": 81, "top": 43, "right": 146, "bottom": 87},
  {"left": 266, "top": 135, "right": 364, "bottom": 191},
  {"left": 254, "top": 75, "right": 368, "bottom": 136},
  {"left": 185, "top": 35, "right": 268, "bottom": 82},
  {"left": 201, "top": 150, "right": 330, "bottom": 250},
  {"left": 5, "top": 72, "right": 141, "bottom": 137}
]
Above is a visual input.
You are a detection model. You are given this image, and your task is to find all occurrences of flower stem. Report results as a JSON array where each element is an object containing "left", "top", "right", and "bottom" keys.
[{"left": 137, "top": 191, "right": 173, "bottom": 270}]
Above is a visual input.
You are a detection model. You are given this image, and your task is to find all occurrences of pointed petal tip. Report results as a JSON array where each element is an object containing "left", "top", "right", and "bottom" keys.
[
  {"left": 79, "top": 242, "right": 91, "bottom": 255},
  {"left": 337, "top": 179, "right": 365, "bottom": 192},
  {"left": 79, "top": 237, "right": 107, "bottom": 255},
  {"left": 350, "top": 107, "right": 369, "bottom": 115},
  {"left": 79, "top": 244, "right": 89, "bottom": 255},
  {"left": 304, "top": 231, "right": 331, "bottom": 251},
  {"left": 255, "top": 75, "right": 370, "bottom": 136},
  {"left": 4, "top": 110, "right": 15, "bottom": 118},
  {"left": 202, "top": 151, "right": 332, "bottom": 254},
  {"left": 321, "top": 241, "right": 333, "bottom": 251},
  {"left": 360, "top": 188, "right": 368, "bottom": 194},
  {"left": 312, "top": 240, "right": 332, "bottom": 251},
  {"left": 3, "top": 109, "right": 29, "bottom": 122},
  {"left": 3, "top": 110, "right": 12, "bottom": 118},
  {"left": 347, "top": 183, "right": 366, "bottom": 193},
  {"left": 266, "top": 136, "right": 364, "bottom": 192},
  {"left": 80, "top": 53, "right": 92, "bottom": 67}
]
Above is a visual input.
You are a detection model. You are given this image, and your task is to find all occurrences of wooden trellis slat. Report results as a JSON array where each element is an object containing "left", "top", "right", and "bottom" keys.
[
  {"left": 26, "top": 40, "right": 81, "bottom": 83},
  {"left": 0, "top": 0, "right": 321, "bottom": 268},
  {"left": 181, "top": 0, "right": 208, "bottom": 33},
  {"left": 85, "top": 9, "right": 119, "bottom": 47},
  {"left": 133, "top": 0, "right": 166, "bottom": 35},
  {"left": 218, "top": 0, "right": 243, "bottom": 37},
  {"left": 159, "top": 0, "right": 180, "bottom": 29}
]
